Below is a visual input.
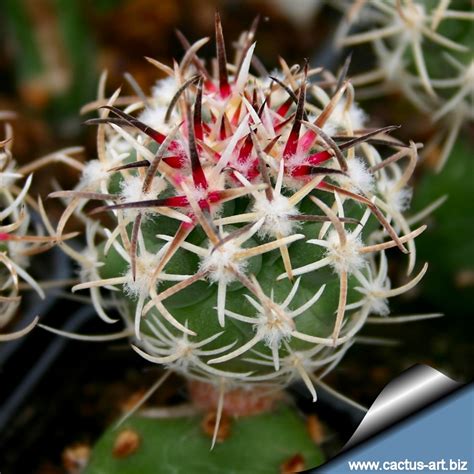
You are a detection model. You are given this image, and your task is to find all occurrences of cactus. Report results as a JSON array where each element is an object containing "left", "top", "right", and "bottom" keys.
[
  {"left": 0, "top": 113, "right": 42, "bottom": 339},
  {"left": 411, "top": 137, "right": 474, "bottom": 315},
  {"left": 83, "top": 405, "right": 324, "bottom": 474},
  {"left": 0, "top": 112, "right": 84, "bottom": 341},
  {"left": 332, "top": 0, "right": 474, "bottom": 170},
  {"left": 37, "top": 13, "right": 435, "bottom": 469}
]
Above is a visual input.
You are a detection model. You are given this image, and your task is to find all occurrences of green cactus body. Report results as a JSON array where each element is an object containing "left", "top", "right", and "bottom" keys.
[
  {"left": 50, "top": 13, "right": 426, "bottom": 417},
  {"left": 83, "top": 405, "right": 324, "bottom": 474},
  {"left": 99, "top": 208, "right": 361, "bottom": 377}
]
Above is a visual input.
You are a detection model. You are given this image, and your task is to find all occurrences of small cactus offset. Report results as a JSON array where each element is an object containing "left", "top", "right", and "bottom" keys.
[{"left": 44, "top": 13, "right": 430, "bottom": 443}]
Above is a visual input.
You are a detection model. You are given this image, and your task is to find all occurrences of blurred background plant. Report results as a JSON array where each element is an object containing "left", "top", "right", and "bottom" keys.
[
  {"left": 0, "top": 111, "right": 80, "bottom": 341},
  {"left": 333, "top": 0, "right": 473, "bottom": 171},
  {"left": 0, "top": 1, "right": 472, "bottom": 473}
]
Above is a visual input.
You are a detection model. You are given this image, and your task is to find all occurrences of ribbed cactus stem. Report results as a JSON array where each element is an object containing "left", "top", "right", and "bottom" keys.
[{"left": 43, "top": 15, "right": 429, "bottom": 406}]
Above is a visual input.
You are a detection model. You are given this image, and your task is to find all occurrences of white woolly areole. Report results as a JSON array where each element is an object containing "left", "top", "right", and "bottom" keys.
[
  {"left": 138, "top": 106, "right": 177, "bottom": 134},
  {"left": 119, "top": 174, "right": 167, "bottom": 218},
  {"left": 80, "top": 160, "right": 110, "bottom": 189},
  {"left": 124, "top": 252, "right": 160, "bottom": 297},
  {"left": 319, "top": 115, "right": 337, "bottom": 137},
  {"left": 120, "top": 175, "right": 167, "bottom": 202},
  {"left": 335, "top": 157, "right": 374, "bottom": 194},
  {"left": 255, "top": 305, "right": 294, "bottom": 348},
  {"left": 106, "top": 134, "right": 133, "bottom": 157},
  {"left": 200, "top": 240, "right": 246, "bottom": 284},
  {"left": 365, "top": 286, "right": 390, "bottom": 316},
  {"left": 151, "top": 77, "right": 178, "bottom": 106},
  {"left": 378, "top": 179, "right": 413, "bottom": 213},
  {"left": 169, "top": 340, "right": 195, "bottom": 369},
  {"left": 78, "top": 246, "right": 101, "bottom": 282},
  {"left": 326, "top": 230, "right": 365, "bottom": 274},
  {"left": 252, "top": 194, "right": 300, "bottom": 237},
  {"left": 326, "top": 101, "right": 367, "bottom": 132}
]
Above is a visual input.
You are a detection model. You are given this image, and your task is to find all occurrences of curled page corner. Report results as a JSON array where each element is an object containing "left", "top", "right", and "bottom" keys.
[{"left": 342, "top": 364, "right": 461, "bottom": 451}]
